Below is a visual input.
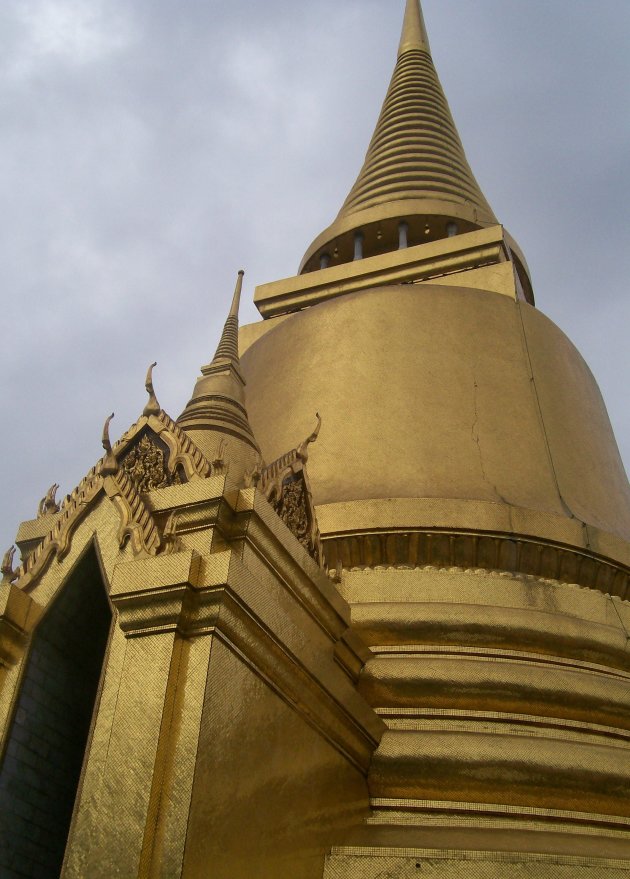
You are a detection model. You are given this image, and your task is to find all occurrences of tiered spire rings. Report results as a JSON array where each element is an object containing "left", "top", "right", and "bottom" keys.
[{"left": 300, "top": 0, "right": 497, "bottom": 273}]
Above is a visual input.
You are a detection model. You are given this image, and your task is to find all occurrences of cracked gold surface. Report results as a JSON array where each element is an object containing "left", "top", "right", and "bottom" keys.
[{"left": 241, "top": 288, "right": 630, "bottom": 546}]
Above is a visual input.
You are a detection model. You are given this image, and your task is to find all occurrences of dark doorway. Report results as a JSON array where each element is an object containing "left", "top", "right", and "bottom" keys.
[{"left": 0, "top": 546, "right": 112, "bottom": 878}]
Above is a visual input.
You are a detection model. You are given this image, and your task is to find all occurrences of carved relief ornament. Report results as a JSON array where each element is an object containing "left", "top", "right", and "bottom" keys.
[
  {"left": 260, "top": 415, "right": 324, "bottom": 565},
  {"left": 14, "top": 406, "right": 213, "bottom": 591}
]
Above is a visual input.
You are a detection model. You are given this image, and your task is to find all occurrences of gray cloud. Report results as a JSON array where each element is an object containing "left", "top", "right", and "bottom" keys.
[{"left": 1, "top": 0, "right": 629, "bottom": 550}]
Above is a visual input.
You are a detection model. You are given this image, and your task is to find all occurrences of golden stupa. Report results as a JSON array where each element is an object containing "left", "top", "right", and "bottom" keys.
[{"left": 1, "top": 2, "right": 629, "bottom": 877}]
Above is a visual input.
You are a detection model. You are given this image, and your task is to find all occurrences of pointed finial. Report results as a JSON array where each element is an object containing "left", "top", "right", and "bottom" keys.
[
  {"left": 37, "top": 483, "right": 60, "bottom": 518},
  {"left": 143, "top": 361, "right": 161, "bottom": 416},
  {"left": 398, "top": 0, "right": 431, "bottom": 56},
  {"left": 1, "top": 546, "right": 18, "bottom": 584},
  {"left": 244, "top": 452, "right": 263, "bottom": 489},
  {"left": 297, "top": 413, "right": 322, "bottom": 462},
  {"left": 229, "top": 270, "right": 245, "bottom": 318},
  {"left": 212, "top": 438, "right": 227, "bottom": 474},
  {"left": 162, "top": 511, "right": 183, "bottom": 555},
  {"left": 201, "top": 270, "right": 245, "bottom": 374},
  {"left": 101, "top": 413, "right": 118, "bottom": 476},
  {"left": 102, "top": 413, "right": 114, "bottom": 453}
]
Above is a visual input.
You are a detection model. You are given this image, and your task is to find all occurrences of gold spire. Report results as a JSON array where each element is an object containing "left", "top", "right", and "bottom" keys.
[
  {"left": 177, "top": 271, "right": 260, "bottom": 477},
  {"left": 300, "top": 0, "right": 497, "bottom": 273},
  {"left": 398, "top": 0, "right": 430, "bottom": 55},
  {"left": 205, "top": 270, "right": 243, "bottom": 371}
]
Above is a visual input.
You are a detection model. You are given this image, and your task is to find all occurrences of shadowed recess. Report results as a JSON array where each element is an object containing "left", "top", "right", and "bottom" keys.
[{"left": 0, "top": 548, "right": 112, "bottom": 878}]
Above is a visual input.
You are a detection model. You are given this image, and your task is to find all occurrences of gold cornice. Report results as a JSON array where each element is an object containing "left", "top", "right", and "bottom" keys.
[
  {"left": 376, "top": 710, "right": 630, "bottom": 744},
  {"left": 323, "top": 528, "right": 630, "bottom": 602},
  {"left": 231, "top": 488, "right": 351, "bottom": 641},
  {"left": 370, "top": 793, "right": 630, "bottom": 840},
  {"left": 316, "top": 497, "right": 630, "bottom": 564},
  {"left": 143, "top": 474, "right": 227, "bottom": 514},
  {"left": 258, "top": 225, "right": 531, "bottom": 318},
  {"left": 317, "top": 497, "right": 630, "bottom": 601},
  {"left": 122, "top": 483, "right": 352, "bottom": 647},
  {"left": 109, "top": 545, "right": 382, "bottom": 773}
]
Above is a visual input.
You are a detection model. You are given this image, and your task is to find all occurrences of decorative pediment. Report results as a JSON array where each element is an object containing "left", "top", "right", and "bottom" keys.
[
  {"left": 102, "top": 470, "right": 161, "bottom": 558},
  {"left": 112, "top": 411, "right": 212, "bottom": 490},
  {"left": 118, "top": 429, "right": 184, "bottom": 493},
  {"left": 13, "top": 370, "right": 214, "bottom": 591},
  {"left": 260, "top": 415, "right": 323, "bottom": 565},
  {"left": 10, "top": 362, "right": 322, "bottom": 593},
  {"left": 101, "top": 405, "right": 208, "bottom": 558},
  {"left": 109, "top": 363, "right": 212, "bottom": 492},
  {"left": 16, "top": 465, "right": 103, "bottom": 592}
]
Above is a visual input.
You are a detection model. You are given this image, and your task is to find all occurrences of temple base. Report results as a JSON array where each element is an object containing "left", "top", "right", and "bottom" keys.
[{"left": 324, "top": 847, "right": 630, "bottom": 878}]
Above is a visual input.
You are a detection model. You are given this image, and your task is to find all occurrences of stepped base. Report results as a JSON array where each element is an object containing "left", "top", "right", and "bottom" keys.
[
  {"left": 324, "top": 847, "right": 630, "bottom": 878},
  {"left": 323, "top": 799, "right": 630, "bottom": 878}
]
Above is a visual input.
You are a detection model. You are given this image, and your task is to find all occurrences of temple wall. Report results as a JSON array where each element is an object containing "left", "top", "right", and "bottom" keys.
[
  {"left": 55, "top": 486, "right": 382, "bottom": 878},
  {"left": 184, "top": 638, "right": 370, "bottom": 879}
]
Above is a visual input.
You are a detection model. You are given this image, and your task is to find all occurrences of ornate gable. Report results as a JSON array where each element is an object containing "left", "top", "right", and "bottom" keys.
[
  {"left": 16, "top": 465, "right": 104, "bottom": 591},
  {"left": 112, "top": 410, "right": 212, "bottom": 491},
  {"left": 119, "top": 431, "right": 183, "bottom": 493},
  {"left": 12, "top": 371, "right": 214, "bottom": 592},
  {"left": 259, "top": 415, "right": 323, "bottom": 565},
  {"left": 8, "top": 364, "right": 326, "bottom": 597}
]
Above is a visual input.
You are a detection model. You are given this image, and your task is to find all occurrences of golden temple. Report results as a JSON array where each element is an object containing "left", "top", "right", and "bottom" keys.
[{"left": 1, "top": 1, "right": 630, "bottom": 876}]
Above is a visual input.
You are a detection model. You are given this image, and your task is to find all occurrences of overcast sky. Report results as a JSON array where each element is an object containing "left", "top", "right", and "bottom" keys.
[{"left": 1, "top": 0, "right": 629, "bottom": 553}]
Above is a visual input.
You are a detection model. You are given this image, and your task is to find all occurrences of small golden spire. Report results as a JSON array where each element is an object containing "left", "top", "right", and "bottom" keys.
[
  {"left": 177, "top": 270, "right": 260, "bottom": 481},
  {"left": 101, "top": 413, "right": 118, "bottom": 476},
  {"left": 398, "top": 0, "right": 430, "bottom": 56},
  {"left": 143, "top": 361, "right": 161, "bottom": 416}
]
